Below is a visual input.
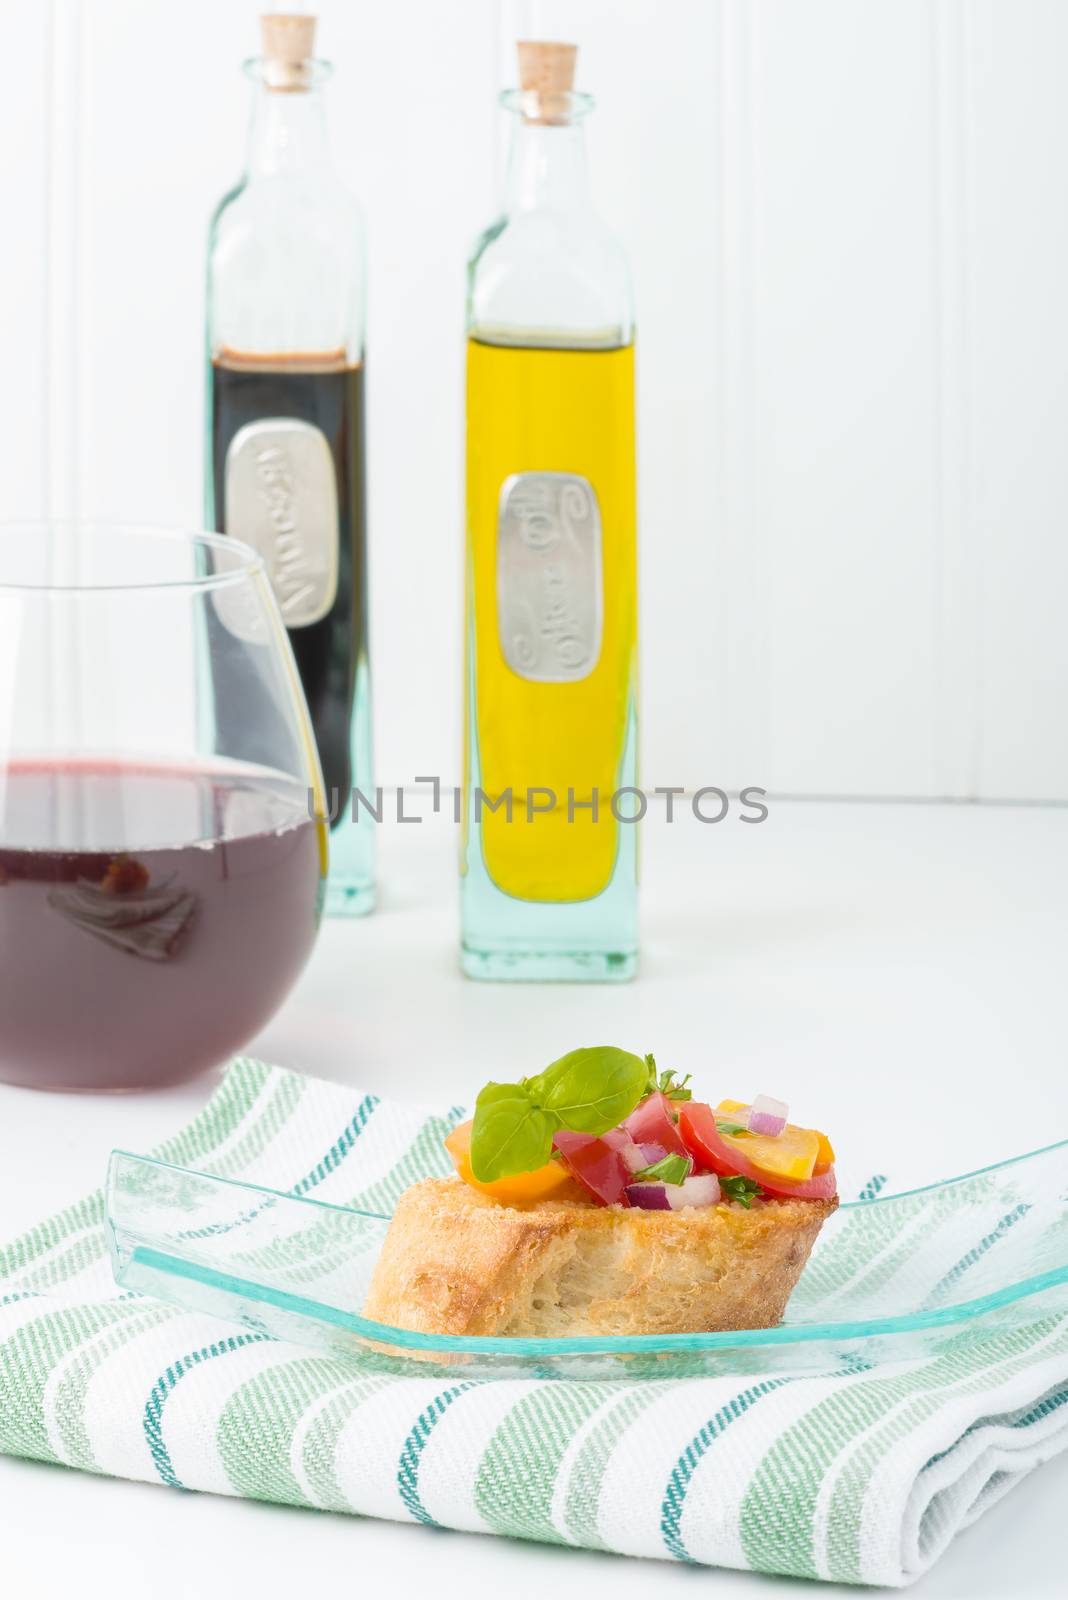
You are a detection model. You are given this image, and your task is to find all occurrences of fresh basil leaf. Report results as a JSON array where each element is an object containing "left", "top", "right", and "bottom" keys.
[
  {"left": 719, "top": 1174, "right": 763, "bottom": 1209},
  {"left": 476, "top": 1081, "right": 526, "bottom": 1107},
  {"left": 631, "top": 1153, "right": 692, "bottom": 1186},
  {"left": 533, "top": 1046, "right": 648, "bottom": 1135},
  {"left": 716, "top": 1121, "right": 749, "bottom": 1137},
  {"left": 469, "top": 1082, "right": 556, "bottom": 1182}
]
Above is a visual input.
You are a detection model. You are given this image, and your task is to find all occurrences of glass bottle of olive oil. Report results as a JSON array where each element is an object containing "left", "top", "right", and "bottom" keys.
[{"left": 462, "top": 41, "right": 638, "bottom": 981}]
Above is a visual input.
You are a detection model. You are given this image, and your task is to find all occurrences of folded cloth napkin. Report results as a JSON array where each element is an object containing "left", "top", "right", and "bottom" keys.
[{"left": 2, "top": 1060, "right": 1067, "bottom": 1587}]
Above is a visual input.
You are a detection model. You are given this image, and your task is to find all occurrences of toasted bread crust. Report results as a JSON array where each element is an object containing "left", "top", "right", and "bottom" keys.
[{"left": 363, "top": 1178, "right": 838, "bottom": 1338}]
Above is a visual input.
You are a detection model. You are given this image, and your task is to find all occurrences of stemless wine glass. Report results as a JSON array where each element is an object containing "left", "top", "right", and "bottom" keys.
[{"left": 0, "top": 524, "right": 328, "bottom": 1092}]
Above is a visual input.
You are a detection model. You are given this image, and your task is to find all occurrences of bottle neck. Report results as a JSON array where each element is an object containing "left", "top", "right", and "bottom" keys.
[
  {"left": 503, "top": 118, "right": 592, "bottom": 215},
  {"left": 246, "top": 83, "right": 332, "bottom": 177}
]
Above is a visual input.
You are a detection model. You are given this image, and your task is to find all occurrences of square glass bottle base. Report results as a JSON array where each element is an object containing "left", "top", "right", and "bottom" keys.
[
  {"left": 460, "top": 804, "right": 638, "bottom": 982},
  {"left": 461, "top": 943, "right": 637, "bottom": 983},
  {"left": 461, "top": 685, "right": 639, "bottom": 981},
  {"left": 326, "top": 880, "right": 375, "bottom": 917},
  {"left": 323, "top": 806, "right": 375, "bottom": 919},
  {"left": 321, "top": 657, "right": 375, "bottom": 918}
]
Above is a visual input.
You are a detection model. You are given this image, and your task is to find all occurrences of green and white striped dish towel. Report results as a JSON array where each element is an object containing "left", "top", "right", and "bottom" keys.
[{"left": 2, "top": 1059, "right": 1067, "bottom": 1587}]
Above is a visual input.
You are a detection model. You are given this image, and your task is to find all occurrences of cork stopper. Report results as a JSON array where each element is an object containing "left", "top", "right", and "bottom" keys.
[
  {"left": 517, "top": 40, "right": 578, "bottom": 125},
  {"left": 260, "top": 12, "right": 317, "bottom": 91}
]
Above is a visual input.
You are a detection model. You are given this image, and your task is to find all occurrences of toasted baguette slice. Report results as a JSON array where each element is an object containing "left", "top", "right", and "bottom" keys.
[{"left": 363, "top": 1177, "right": 837, "bottom": 1339}]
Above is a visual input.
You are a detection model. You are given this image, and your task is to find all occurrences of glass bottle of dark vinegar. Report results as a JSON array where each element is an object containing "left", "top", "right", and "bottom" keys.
[{"left": 206, "top": 11, "right": 373, "bottom": 914}]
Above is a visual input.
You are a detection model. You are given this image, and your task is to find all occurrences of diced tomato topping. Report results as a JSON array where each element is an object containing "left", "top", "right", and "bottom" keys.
[
  {"left": 713, "top": 1098, "right": 819, "bottom": 1181},
  {"left": 716, "top": 1100, "right": 831, "bottom": 1177},
  {"left": 445, "top": 1120, "right": 584, "bottom": 1205},
  {"left": 678, "top": 1103, "right": 837, "bottom": 1201},
  {"left": 553, "top": 1130, "right": 632, "bottom": 1206},
  {"left": 622, "top": 1091, "right": 690, "bottom": 1158},
  {"left": 813, "top": 1129, "right": 836, "bottom": 1172}
]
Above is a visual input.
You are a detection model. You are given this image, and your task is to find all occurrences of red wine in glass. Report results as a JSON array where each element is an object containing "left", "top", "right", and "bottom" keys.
[{"left": 0, "top": 758, "right": 323, "bottom": 1091}]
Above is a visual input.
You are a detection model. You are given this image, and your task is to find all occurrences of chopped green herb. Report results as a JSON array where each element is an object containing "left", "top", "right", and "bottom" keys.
[
  {"left": 631, "top": 1152, "right": 691, "bottom": 1186},
  {"left": 719, "top": 1174, "right": 764, "bottom": 1209},
  {"left": 643, "top": 1052, "right": 693, "bottom": 1103},
  {"left": 716, "top": 1120, "right": 749, "bottom": 1138}
]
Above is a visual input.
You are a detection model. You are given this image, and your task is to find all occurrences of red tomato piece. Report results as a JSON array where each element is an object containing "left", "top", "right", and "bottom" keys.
[
  {"left": 623, "top": 1091, "right": 690, "bottom": 1158},
  {"left": 553, "top": 1131, "right": 632, "bottom": 1206},
  {"left": 678, "top": 1103, "right": 838, "bottom": 1201}
]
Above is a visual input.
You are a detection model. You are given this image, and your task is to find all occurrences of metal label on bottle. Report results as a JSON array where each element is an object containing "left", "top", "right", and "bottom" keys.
[
  {"left": 224, "top": 419, "right": 339, "bottom": 628},
  {"left": 496, "top": 471, "right": 604, "bottom": 683}
]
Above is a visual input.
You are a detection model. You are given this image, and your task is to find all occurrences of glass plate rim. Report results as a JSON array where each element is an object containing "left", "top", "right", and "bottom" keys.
[{"left": 106, "top": 1135, "right": 1068, "bottom": 1358}]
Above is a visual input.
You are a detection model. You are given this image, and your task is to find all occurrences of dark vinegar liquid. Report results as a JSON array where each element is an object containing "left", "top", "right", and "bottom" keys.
[
  {"left": 210, "top": 351, "right": 368, "bottom": 821},
  {"left": 0, "top": 760, "right": 324, "bottom": 1091}
]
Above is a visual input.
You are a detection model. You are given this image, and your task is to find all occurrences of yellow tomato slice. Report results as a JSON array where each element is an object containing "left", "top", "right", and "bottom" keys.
[
  {"left": 444, "top": 1119, "right": 581, "bottom": 1205},
  {"left": 714, "top": 1099, "right": 821, "bottom": 1182}
]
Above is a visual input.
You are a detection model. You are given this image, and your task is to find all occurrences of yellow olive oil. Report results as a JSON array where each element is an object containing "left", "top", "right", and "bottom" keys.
[{"left": 464, "top": 335, "right": 638, "bottom": 905}]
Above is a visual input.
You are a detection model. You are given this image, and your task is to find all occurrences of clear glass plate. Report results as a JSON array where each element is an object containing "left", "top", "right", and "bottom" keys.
[{"left": 105, "top": 1141, "right": 1068, "bottom": 1379}]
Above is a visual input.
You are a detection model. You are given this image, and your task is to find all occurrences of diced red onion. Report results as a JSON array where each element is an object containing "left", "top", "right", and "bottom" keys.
[
  {"left": 747, "top": 1094, "right": 788, "bottom": 1137},
  {"left": 669, "top": 1173, "right": 721, "bottom": 1208},
  {"left": 624, "top": 1182, "right": 673, "bottom": 1210},
  {"left": 619, "top": 1141, "right": 648, "bottom": 1173},
  {"left": 611, "top": 1137, "right": 674, "bottom": 1175},
  {"left": 625, "top": 1173, "right": 721, "bottom": 1210}
]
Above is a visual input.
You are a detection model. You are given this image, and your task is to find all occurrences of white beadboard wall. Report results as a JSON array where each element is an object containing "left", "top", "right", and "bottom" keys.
[{"left": 1, "top": 0, "right": 1066, "bottom": 801}]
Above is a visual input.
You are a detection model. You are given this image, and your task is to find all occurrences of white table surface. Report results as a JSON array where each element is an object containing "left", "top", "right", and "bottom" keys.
[{"left": 2, "top": 798, "right": 1067, "bottom": 1599}]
